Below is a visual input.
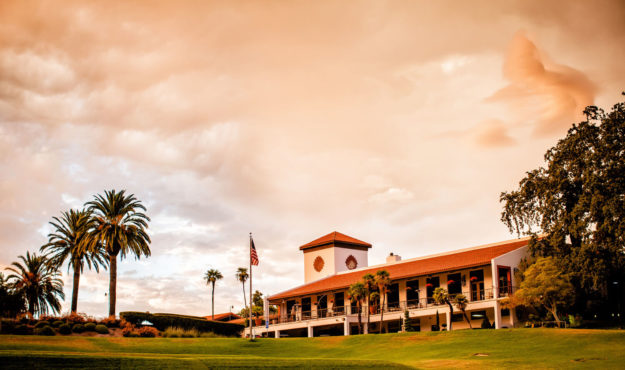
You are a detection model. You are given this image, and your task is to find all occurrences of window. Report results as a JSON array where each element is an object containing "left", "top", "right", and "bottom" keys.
[
  {"left": 501, "top": 308, "right": 510, "bottom": 317},
  {"left": 447, "top": 273, "right": 462, "bottom": 295},
  {"left": 426, "top": 277, "right": 440, "bottom": 302},
  {"left": 470, "top": 310, "right": 487, "bottom": 320},
  {"left": 406, "top": 280, "right": 419, "bottom": 302},
  {"left": 388, "top": 283, "right": 400, "bottom": 308},
  {"left": 334, "top": 292, "right": 344, "bottom": 308}
]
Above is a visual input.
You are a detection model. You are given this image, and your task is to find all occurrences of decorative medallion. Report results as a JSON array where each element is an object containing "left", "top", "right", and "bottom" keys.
[
  {"left": 313, "top": 256, "right": 324, "bottom": 272},
  {"left": 345, "top": 255, "right": 358, "bottom": 270}
]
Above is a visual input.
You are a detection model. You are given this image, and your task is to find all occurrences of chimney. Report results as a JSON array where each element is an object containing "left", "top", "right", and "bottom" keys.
[{"left": 386, "top": 252, "right": 401, "bottom": 264}]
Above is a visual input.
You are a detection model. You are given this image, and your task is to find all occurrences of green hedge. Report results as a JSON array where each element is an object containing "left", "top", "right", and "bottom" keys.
[{"left": 120, "top": 312, "right": 244, "bottom": 337}]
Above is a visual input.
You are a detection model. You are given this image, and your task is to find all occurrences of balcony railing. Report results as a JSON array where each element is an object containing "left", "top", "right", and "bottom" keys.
[{"left": 272, "top": 287, "right": 515, "bottom": 325}]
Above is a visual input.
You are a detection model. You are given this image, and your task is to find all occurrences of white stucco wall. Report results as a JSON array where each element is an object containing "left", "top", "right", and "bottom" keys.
[
  {"left": 304, "top": 247, "right": 336, "bottom": 283},
  {"left": 304, "top": 245, "right": 369, "bottom": 283},
  {"left": 491, "top": 245, "right": 529, "bottom": 293},
  {"left": 334, "top": 247, "right": 368, "bottom": 274}
]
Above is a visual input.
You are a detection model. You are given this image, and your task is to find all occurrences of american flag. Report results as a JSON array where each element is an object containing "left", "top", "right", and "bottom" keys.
[{"left": 250, "top": 236, "right": 259, "bottom": 266}]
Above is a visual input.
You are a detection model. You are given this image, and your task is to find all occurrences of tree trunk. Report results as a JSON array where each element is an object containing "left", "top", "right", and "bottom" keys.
[
  {"left": 357, "top": 302, "right": 362, "bottom": 334},
  {"left": 379, "top": 292, "right": 386, "bottom": 333},
  {"left": 447, "top": 301, "right": 454, "bottom": 331},
  {"left": 242, "top": 282, "right": 247, "bottom": 314},
  {"left": 28, "top": 298, "right": 34, "bottom": 318},
  {"left": 211, "top": 282, "right": 215, "bottom": 320},
  {"left": 463, "top": 310, "right": 473, "bottom": 329},
  {"left": 108, "top": 254, "right": 117, "bottom": 317},
  {"left": 547, "top": 303, "right": 560, "bottom": 324},
  {"left": 366, "top": 294, "right": 370, "bottom": 334},
  {"left": 71, "top": 266, "right": 80, "bottom": 313}
]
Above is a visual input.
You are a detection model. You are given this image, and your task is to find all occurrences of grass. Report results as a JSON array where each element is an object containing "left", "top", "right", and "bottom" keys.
[{"left": 1, "top": 328, "right": 624, "bottom": 368}]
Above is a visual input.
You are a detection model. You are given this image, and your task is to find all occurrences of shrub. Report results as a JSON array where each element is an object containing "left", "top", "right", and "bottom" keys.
[
  {"left": 52, "top": 320, "right": 65, "bottom": 328},
  {"left": 95, "top": 324, "right": 109, "bottom": 334},
  {"left": 72, "top": 323, "right": 85, "bottom": 333},
  {"left": 127, "top": 332, "right": 140, "bottom": 337},
  {"left": 34, "top": 321, "right": 51, "bottom": 329},
  {"left": 101, "top": 317, "right": 121, "bottom": 328},
  {"left": 84, "top": 323, "right": 97, "bottom": 332},
  {"left": 13, "top": 324, "right": 32, "bottom": 335},
  {"left": 163, "top": 327, "right": 199, "bottom": 338},
  {"left": 35, "top": 325, "right": 55, "bottom": 336},
  {"left": 138, "top": 326, "right": 159, "bottom": 337},
  {"left": 569, "top": 314, "right": 583, "bottom": 328},
  {"left": 64, "top": 313, "right": 86, "bottom": 324},
  {"left": 120, "top": 312, "right": 244, "bottom": 337},
  {"left": 121, "top": 321, "right": 136, "bottom": 337},
  {"left": 0, "top": 319, "right": 17, "bottom": 334},
  {"left": 58, "top": 323, "right": 71, "bottom": 335}
]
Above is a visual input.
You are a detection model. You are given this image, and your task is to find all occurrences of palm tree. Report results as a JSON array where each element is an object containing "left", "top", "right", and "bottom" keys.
[
  {"left": 235, "top": 267, "right": 249, "bottom": 314},
  {"left": 87, "top": 189, "right": 151, "bottom": 317},
  {"left": 433, "top": 287, "right": 454, "bottom": 331},
  {"left": 453, "top": 294, "right": 472, "bottom": 329},
  {"left": 362, "top": 273, "right": 376, "bottom": 334},
  {"left": 204, "top": 269, "right": 223, "bottom": 320},
  {"left": 5, "top": 252, "right": 64, "bottom": 317},
  {"left": 347, "top": 282, "right": 366, "bottom": 335},
  {"left": 375, "top": 270, "right": 390, "bottom": 333},
  {"left": 41, "top": 209, "right": 108, "bottom": 313}
]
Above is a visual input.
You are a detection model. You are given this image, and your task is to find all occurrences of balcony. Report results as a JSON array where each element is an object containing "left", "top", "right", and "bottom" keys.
[{"left": 271, "top": 287, "right": 516, "bottom": 325}]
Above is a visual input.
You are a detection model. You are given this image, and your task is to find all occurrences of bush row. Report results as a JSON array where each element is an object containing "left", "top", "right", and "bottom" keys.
[
  {"left": 120, "top": 312, "right": 243, "bottom": 337},
  {"left": 1, "top": 318, "right": 115, "bottom": 336}
]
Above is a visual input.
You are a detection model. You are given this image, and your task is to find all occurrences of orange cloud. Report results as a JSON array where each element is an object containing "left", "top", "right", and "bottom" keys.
[{"left": 489, "top": 32, "right": 596, "bottom": 136}]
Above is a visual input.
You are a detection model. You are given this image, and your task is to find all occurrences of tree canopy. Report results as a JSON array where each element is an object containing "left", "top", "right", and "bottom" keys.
[
  {"left": 501, "top": 95, "right": 625, "bottom": 308},
  {"left": 514, "top": 257, "right": 574, "bottom": 323}
]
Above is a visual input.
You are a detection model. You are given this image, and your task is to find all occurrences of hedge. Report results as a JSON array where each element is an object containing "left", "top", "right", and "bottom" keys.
[{"left": 120, "top": 312, "right": 244, "bottom": 337}]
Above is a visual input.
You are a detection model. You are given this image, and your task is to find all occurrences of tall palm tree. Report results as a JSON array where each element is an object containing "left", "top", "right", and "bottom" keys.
[
  {"left": 347, "top": 282, "right": 366, "bottom": 335},
  {"left": 375, "top": 270, "right": 390, "bottom": 333},
  {"left": 235, "top": 267, "right": 249, "bottom": 314},
  {"left": 87, "top": 189, "right": 151, "bottom": 317},
  {"left": 453, "top": 294, "right": 472, "bottom": 329},
  {"left": 433, "top": 287, "right": 454, "bottom": 330},
  {"left": 41, "top": 209, "right": 108, "bottom": 313},
  {"left": 5, "top": 252, "right": 64, "bottom": 317},
  {"left": 362, "top": 273, "right": 376, "bottom": 334},
  {"left": 204, "top": 268, "right": 223, "bottom": 320}
]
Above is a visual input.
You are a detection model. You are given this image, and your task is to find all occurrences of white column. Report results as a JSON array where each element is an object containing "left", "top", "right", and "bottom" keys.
[
  {"left": 344, "top": 319, "right": 350, "bottom": 336},
  {"left": 494, "top": 301, "right": 502, "bottom": 329},
  {"left": 307, "top": 325, "right": 313, "bottom": 338},
  {"left": 274, "top": 330, "right": 280, "bottom": 338},
  {"left": 446, "top": 309, "right": 452, "bottom": 331}
]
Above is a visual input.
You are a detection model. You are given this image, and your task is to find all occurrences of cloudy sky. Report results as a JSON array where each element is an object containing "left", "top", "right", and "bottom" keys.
[{"left": 1, "top": 0, "right": 624, "bottom": 318}]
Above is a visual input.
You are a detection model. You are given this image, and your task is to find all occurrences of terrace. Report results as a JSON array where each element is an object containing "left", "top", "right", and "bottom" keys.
[{"left": 270, "top": 286, "right": 515, "bottom": 325}]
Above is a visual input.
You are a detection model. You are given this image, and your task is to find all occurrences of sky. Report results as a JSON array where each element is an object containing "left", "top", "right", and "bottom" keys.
[{"left": 1, "top": 0, "right": 624, "bottom": 318}]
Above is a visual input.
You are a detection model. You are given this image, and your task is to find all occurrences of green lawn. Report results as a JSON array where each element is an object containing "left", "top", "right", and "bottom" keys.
[{"left": 1, "top": 329, "right": 624, "bottom": 369}]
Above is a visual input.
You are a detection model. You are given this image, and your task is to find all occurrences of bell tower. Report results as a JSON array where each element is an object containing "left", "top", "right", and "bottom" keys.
[{"left": 300, "top": 231, "right": 371, "bottom": 283}]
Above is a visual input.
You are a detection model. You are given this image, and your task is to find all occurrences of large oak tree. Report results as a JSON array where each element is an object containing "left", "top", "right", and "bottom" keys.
[{"left": 501, "top": 94, "right": 625, "bottom": 313}]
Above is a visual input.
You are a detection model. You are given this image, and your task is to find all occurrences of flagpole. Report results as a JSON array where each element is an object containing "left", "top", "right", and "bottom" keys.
[{"left": 249, "top": 232, "right": 253, "bottom": 340}]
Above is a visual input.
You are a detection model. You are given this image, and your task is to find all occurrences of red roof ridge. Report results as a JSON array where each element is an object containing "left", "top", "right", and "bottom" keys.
[
  {"left": 299, "top": 231, "right": 372, "bottom": 250},
  {"left": 326, "top": 236, "right": 532, "bottom": 277}
]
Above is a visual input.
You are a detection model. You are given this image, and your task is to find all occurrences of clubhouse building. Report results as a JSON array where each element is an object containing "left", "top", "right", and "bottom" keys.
[{"left": 259, "top": 231, "right": 529, "bottom": 337}]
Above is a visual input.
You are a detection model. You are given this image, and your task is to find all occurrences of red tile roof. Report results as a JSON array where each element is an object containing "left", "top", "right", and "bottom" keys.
[
  {"left": 299, "top": 231, "right": 372, "bottom": 250},
  {"left": 270, "top": 237, "right": 529, "bottom": 302},
  {"left": 204, "top": 312, "right": 241, "bottom": 321}
]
